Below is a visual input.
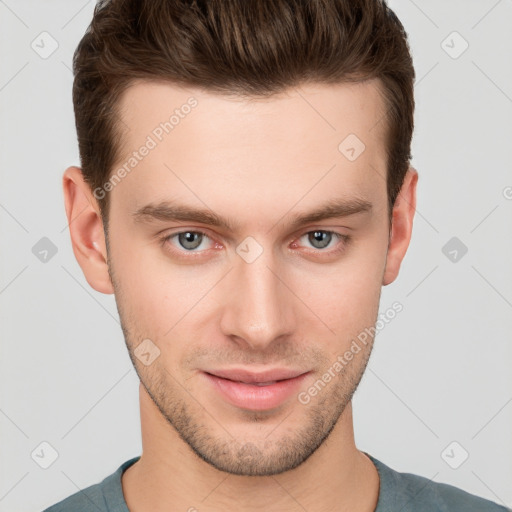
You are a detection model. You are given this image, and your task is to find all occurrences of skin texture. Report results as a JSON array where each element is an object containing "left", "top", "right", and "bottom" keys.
[{"left": 63, "top": 79, "right": 417, "bottom": 512}]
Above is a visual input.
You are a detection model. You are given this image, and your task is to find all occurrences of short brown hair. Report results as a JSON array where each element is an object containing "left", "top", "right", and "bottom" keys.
[{"left": 72, "top": 0, "right": 415, "bottom": 227}]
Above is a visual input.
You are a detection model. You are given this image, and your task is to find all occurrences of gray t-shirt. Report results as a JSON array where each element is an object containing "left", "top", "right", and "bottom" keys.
[{"left": 43, "top": 452, "right": 510, "bottom": 511}]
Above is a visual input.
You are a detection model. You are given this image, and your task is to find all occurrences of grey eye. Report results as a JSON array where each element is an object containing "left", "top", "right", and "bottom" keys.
[
  {"left": 307, "top": 230, "right": 333, "bottom": 249},
  {"left": 178, "top": 231, "right": 204, "bottom": 250}
]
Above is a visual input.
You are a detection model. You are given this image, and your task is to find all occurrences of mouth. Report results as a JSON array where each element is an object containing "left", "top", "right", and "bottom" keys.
[
  {"left": 201, "top": 368, "right": 310, "bottom": 411},
  {"left": 203, "top": 367, "right": 308, "bottom": 383},
  {"left": 238, "top": 381, "right": 279, "bottom": 386}
]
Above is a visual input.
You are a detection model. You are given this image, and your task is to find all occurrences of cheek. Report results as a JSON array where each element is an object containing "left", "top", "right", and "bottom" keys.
[
  {"left": 107, "top": 225, "right": 170, "bottom": 333},
  {"left": 110, "top": 232, "right": 219, "bottom": 338},
  {"left": 292, "top": 236, "right": 387, "bottom": 333},
  {"left": 299, "top": 276, "right": 382, "bottom": 347}
]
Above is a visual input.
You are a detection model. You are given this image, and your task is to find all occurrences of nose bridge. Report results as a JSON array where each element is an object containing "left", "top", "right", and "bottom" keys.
[{"left": 220, "top": 244, "right": 294, "bottom": 348}]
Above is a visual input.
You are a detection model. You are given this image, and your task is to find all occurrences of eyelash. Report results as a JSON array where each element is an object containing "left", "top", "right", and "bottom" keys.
[{"left": 158, "top": 229, "right": 352, "bottom": 259}]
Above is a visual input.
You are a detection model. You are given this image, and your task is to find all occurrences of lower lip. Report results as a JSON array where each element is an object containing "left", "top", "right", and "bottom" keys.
[{"left": 202, "top": 372, "right": 310, "bottom": 411}]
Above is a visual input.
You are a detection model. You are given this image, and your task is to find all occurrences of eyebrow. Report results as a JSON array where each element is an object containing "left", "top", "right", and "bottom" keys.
[{"left": 132, "top": 197, "right": 372, "bottom": 232}]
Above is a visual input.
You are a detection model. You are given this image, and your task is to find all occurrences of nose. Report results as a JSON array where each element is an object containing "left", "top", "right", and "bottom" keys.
[{"left": 219, "top": 248, "right": 296, "bottom": 351}]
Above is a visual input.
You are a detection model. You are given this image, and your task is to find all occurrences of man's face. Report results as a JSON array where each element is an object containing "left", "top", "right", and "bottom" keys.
[{"left": 106, "top": 80, "right": 392, "bottom": 476}]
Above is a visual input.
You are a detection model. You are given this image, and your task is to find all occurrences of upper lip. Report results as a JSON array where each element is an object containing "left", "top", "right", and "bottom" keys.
[{"left": 203, "top": 368, "right": 309, "bottom": 383}]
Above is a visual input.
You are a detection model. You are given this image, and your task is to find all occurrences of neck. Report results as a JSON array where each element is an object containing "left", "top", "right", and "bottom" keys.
[{"left": 122, "top": 383, "right": 379, "bottom": 512}]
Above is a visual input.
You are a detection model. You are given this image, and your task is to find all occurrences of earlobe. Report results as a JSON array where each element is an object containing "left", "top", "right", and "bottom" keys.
[
  {"left": 382, "top": 166, "right": 418, "bottom": 286},
  {"left": 62, "top": 166, "right": 114, "bottom": 294}
]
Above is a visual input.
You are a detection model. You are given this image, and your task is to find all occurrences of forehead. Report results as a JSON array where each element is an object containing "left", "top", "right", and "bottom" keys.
[
  {"left": 117, "top": 79, "right": 387, "bottom": 149},
  {"left": 111, "top": 79, "right": 388, "bottom": 221}
]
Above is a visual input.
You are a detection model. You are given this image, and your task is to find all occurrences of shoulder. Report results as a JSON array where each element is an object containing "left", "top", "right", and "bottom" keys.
[
  {"left": 42, "top": 457, "right": 140, "bottom": 512},
  {"left": 365, "top": 453, "right": 511, "bottom": 512},
  {"left": 42, "top": 479, "right": 107, "bottom": 512}
]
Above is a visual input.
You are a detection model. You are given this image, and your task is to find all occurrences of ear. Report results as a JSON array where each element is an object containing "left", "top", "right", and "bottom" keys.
[
  {"left": 62, "top": 166, "right": 114, "bottom": 294},
  {"left": 382, "top": 166, "right": 418, "bottom": 286}
]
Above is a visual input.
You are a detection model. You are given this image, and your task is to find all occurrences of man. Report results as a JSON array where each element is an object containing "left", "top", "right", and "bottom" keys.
[{"left": 44, "top": 0, "right": 509, "bottom": 510}]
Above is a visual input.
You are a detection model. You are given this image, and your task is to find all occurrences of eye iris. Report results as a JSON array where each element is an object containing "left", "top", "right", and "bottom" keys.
[
  {"left": 178, "top": 232, "right": 202, "bottom": 250},
  {"left": 308, "top": 230, "right": 332, "bottom": 249}
]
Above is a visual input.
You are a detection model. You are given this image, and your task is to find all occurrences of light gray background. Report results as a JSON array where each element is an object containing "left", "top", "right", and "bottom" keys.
[{"left": 1, "top": 1, "right": 511, "bottom": 511}]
